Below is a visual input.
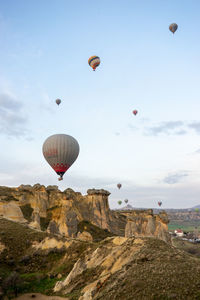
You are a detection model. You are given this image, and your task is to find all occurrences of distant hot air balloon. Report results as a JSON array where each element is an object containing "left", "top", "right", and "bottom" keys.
[
  {"left": 133, "top": 110, "right": 138, "bottom": 115},
  {"left": 158, "top": 201, "right": 162, "bottom": 207},
  {"left": 169, "top": 23, "right": 178, "bottom": 34},
  {"left": 55, "top": 99, "right": 61, "bottom": 106},
  {"left": 118, "top": 200, "right": 122, "bottom": 205},
  {"left": 88, "top": 56, "right": 100, "bottom": 71},
  {"left": 42, "top": 134, "right": 79, "bottom": 181},
  {"left": 124, "top": 199, "right": 128, "bottom": 204},
  {"left": 117, "top": 183, "right": 122, "bottom": 189}
]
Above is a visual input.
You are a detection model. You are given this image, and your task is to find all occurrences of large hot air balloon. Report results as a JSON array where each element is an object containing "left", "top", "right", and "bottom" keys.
[
  {"left": 88, "top": 56, "right": 100, "bottom": 71},
  {"left": 169, "top": 23, "right": 178, "bottom": 34},
  {"left": 124, "top": 199, "right": 128, "bottom": 204},
  {"left": 55, "top": 99, "right": 61, "bottom": 106},
  {"left": 117, "top": 183, "right": 122, "bottom": 189},
  {"left": 42, "top": 134, "right": 79, "bottom": 181},
  {"left": 118, "top": 200, "right": 122, "bottom": 205},
  {"left": 133, "top": 110, "right": 138, "bottom": 115},
  {"left": 158, "top": 201, "right": 162, "bottom": 207}
]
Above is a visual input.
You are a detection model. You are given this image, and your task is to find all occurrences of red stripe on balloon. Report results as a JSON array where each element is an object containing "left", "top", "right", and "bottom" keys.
[{"left": 52, "top": 164, "right": 70, "bottom": 173}]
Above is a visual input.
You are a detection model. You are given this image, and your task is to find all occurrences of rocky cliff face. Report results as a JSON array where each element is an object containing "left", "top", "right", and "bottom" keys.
[
  {"left": 0, "top": 184, "right": 170, "bottom": 242},
  {"left": 122, "top": 209, "right": 170, "bottom": 243}
]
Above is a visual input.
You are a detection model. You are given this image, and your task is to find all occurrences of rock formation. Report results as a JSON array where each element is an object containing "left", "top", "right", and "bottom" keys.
[
  {"left": 0, "top": 184, "right": 170, "bottom": 242},
  {"left": 123, "top": 209, "right": 170, "bottom": 243}
]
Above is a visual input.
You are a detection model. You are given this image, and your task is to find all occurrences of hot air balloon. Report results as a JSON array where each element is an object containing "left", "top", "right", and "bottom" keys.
[
  {"left": 118, "top": 200, "right": 122, "bottom": 205},
  {"left": 158, "top": 201, "right": 162, "bottom": 207},
  {"left": 124, "top": 199, "right": 128, "bottom": 204},
  {"left": 133, "top": 110, "right": 138, "bottom": 115},
  {"left": 55, "top": 99, "right": 61, "bottom": 106},
  {"left": 117, "top": 183, "right": 122, "bottom": 189},
  {"left": 88, "top": 56, "right": 100, "bottom": 71},
  {"left": 42, "top": 134, "right": 79, "bottom": 181},
  {"left": 169, "top": 23, "right": 178, "bottom": 34}
]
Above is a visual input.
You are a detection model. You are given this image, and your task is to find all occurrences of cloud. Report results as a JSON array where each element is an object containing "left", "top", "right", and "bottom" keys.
[
  {"left": 163, "top": 171, "right": 189, "bottom": 184},
  {"left": 194, "top": 148, "right": 200, "bottom": 154},
  {"left": 114, "top": 132, "right": 120, "bottom": 136},
  {"left": 144, "top": 121, "right": 200, "bottom": 136},
  {"left": 128, "top": 123, "right": 138, "bottom": 131},
  {"left": 145, "top": 121, "right": 185, "bottom": 136},
  {"left": 128, "top": 119, "right": 200, "bottom": 137},
  {"left": 188, "top": 122, "right": 200, "bottom": 134},
  {"left": 0, "top": 92, "right": 28, "bottom": 137},
  {"left": 175, "top": 129, "right": 187, "bottom": 135}
]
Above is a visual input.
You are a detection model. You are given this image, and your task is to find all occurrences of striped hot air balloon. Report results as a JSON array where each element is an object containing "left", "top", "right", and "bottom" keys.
[
  {"left": 169, "top": 23, "right": 178, "bottom": 34},
  {"left": 88, "top": 56, "right": 100, "bottom": 71},
  {"left": 42, "top": 134, "right": 79, "bottom": 181}
]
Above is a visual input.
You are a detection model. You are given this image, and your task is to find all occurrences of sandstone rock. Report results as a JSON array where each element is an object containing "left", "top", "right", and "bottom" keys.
[
  {"left": 47, "top": 221, "right": 59, "bottom": 235},
  {"left": 124, "top": 211, "right": 170, "bottom": 243},
  {"left": 32, "top": 237, "right": 74, "bottom": 251},
  {"left": 77, "top": 231, "right": 93, "bottom": 242},
  {"left": 47, "top": 207, "right": 78, "bottom": 237},
  {"left": 87, "top": 189, "right": 110, "bottom": 196},
  {"left": 29, "top": 210, "right": 41, "bottom": 230},
  {"left": 46, "top": 185, "right": 59, "bottom": 191},
  {"left": 54, "top": 236, "right": 144, "bottom": 295},
  {"left": 0, "top": 202, "right": 26, "bottom": 223},
  {"left": 112, "top": 236, "right": 127, "bottom": 245}
]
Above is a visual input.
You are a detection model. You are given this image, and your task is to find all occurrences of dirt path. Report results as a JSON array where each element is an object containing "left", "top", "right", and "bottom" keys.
[{"left": 13, "top": 293, "right": 69, "bottom": 300}]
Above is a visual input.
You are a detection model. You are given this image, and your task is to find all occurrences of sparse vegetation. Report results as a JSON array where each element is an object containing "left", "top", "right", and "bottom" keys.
[
  {"left": 172, "top": 237, "right": 200, "bottom": 258},
  {"left": 20, "top": 204, "right": 34, "bottom": 222},
  {"left": 40, "top": 211, "right": 52, "bottom": 231},
  {"left": 77, "top": 220, "right": 115, "bottom": 241}
]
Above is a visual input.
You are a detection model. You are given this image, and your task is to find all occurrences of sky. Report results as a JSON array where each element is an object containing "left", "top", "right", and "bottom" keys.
[{"left": 0, "top": 0, "right": 200, "bottom": 209}]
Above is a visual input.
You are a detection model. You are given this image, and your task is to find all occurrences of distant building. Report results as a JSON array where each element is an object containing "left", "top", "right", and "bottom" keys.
[{"left": 174, "top": 229, "right": 184, "bottom": 237}]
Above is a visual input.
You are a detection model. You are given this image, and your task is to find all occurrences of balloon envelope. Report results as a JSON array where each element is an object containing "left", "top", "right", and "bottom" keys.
[
  {"left": 88, "top": 56, "right": 100, "bottom": 71},
  {"left": 117, "top": 183, "right": 122, "bottom": 189},
  {"left": 118, "top": 201, "right": 122, "bottom": 205},
  {"left": 169, "top": 23, "right": 178, "bottom": 34},
  {"left": 124, "top": 199, "right": 128, "bottom": 204},
  {"left": 56, "top": 99, "right": 61, "bottom": 105},
  {"left": 133, "top": 110, "right": 138, "bottom": 115},
  {"left": 158, "top": 201, "right": 162, "bottom": 207},
  {"left": 42, "top": 134, "right": 79, "bottom": 179}
]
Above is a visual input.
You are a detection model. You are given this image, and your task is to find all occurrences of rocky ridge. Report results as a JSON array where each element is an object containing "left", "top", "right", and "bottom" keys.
[{"left": 0, "top": 184, "right": 169, "bottom": 242}]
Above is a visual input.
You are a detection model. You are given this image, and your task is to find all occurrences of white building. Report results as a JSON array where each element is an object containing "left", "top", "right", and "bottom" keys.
[{"left": 174, "top": 229, "right": 184, "bottom": 237}]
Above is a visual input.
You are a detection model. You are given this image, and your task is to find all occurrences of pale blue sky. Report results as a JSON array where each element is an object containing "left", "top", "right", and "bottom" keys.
[{"left": 0, "top": 0, "right": 200, "bottom": 208}]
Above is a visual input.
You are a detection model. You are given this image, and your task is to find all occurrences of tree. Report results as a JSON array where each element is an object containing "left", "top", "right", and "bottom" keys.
[{"left": 2, "top": 271, "right": 23, "bottom": 297}]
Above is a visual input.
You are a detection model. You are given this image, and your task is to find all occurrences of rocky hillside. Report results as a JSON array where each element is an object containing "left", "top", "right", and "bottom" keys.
[
  {"left": 1, "top": 218, "right": 200, "bottom": 299},
  {"left": 0, "top": 184, "right": 170, "bottom": 243}
]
